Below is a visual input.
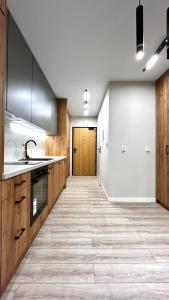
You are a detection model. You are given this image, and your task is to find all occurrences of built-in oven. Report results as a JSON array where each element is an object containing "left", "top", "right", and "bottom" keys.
[{"left": 30, "top": 166, "right": 48, "bottom": 226}]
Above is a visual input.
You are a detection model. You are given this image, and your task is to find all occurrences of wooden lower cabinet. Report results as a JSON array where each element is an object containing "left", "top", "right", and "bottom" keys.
[
  {"left": 1, "top": 172, "right": 30, "bottom": 291},
  {"left": 1, "top": 159, "right": 66, "bottom": 294}
]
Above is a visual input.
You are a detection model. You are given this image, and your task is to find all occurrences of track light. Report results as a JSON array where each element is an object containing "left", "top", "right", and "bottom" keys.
[
  {"left": 144, "top": 54, "right": 159, "bottom": 71},
  {"left": 83, "top": 89, "right": 90, "bottom": 101},
  {"left": 143, "top": 38, "right": 167, "bottom": 72},
  {"left": 84, "top": 101, "right": 89, "bottom": 110},
  {"left": 136, "top": 0, "right": 144, "bottom": 60},
  {"left": 84, "top": 109, "right": 89, "bottom": 116}
]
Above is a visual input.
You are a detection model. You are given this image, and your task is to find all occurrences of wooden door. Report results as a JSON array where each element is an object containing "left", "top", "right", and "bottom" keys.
[
  {"left": 73, "top": 127, "right": 96, "bottom": 176},
  {"left": 156, "top": 72, "right": 169, "bottom": 208}
]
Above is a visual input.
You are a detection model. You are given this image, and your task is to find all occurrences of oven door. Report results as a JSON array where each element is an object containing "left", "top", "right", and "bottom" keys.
[{"left": 30, "top": 168, "right": 48, "bottom": 226}]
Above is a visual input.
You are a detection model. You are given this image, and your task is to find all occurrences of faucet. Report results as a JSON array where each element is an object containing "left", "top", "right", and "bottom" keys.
[{"left": 25, "top": 140, "right": 37, "bottom": 159}]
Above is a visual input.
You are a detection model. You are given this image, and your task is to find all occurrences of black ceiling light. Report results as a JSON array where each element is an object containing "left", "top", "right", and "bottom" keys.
[
  {"left": 141, "top": 7, "right": 169, "bottom": 72},
  {"left": 136, "top": 0, "right": 144, "bottom": 60}
]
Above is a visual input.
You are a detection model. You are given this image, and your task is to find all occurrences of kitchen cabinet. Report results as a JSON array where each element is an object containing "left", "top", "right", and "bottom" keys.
[
  {"left": 54, "top": 161, "right": 60, "bottom": 201},
  {"left": 45, "top": 99, "right": 70, "bottom": 176},
  {"left": 0, "top": 7, "right": 5, "bottom": 177},
  {"left": 1, "top": 172, "right": 30, "bottom": 291},
  {"left": 48, "top": 164, "right": 54, "bottom": 211},
  {"left": 7, "top": 12, "right": 32, "bottom": 122},
  {"left": 6, "top": 12, "right": 57, "bottom": 134},
  {"left": 156, "top": 71, "right": 169, "bottom": 209},
  {"left": 44, "top": 80, "right": 57, "bottom": 135},
  {"left": 0, "top": 0, "right": 6, "bottom": 15},
  {"left": 32, "top": 58, "right": 46, "bottom": 129}
]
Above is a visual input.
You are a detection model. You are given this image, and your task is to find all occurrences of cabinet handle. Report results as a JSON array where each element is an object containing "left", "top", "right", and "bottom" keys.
[
  {"left": 15, "top": 180, "right": 26, "bottom": 187},
  {"left": 166, "top": 145, "right": 169, "bottom": 155},
  {"left": 15, "top": 196, "right": 26, "bottom": 204},
  {"left": 14, "top": 228, "right": 26, "bottom": 240}
]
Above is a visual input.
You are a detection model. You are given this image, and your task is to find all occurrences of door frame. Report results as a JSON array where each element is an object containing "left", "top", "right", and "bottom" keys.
[{"left": 72, "top": 127, "right": 97, "bottom": 176}]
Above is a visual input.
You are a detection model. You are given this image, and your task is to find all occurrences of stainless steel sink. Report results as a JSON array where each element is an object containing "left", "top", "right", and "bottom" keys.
[
  {"left": 5, "top": 161, "right": 43, "bottom": 166},
  {"left": 19, "top": 158, "right": 54, "bottom": 161}
]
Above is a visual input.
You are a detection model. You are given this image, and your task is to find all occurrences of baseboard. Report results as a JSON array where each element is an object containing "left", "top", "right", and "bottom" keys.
[
  {"left": 108, "top": 197, "right": 156, "bottom": 203},
  {"left": 101, "top": 183, "right": 156, "bottom": 203}
]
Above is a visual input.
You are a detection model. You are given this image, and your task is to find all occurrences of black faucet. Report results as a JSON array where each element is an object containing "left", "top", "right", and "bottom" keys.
[{"left": 25, "top": 140, "right": 37, "bottom": 159}]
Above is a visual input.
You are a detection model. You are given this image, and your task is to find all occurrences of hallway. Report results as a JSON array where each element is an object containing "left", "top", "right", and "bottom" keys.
[{"left": 3, "top": 176, "right": 169, "bottom": 299}]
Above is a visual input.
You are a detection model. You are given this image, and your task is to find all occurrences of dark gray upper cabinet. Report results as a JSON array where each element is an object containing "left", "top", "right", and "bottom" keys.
[
  {"left": 7, "top": 11, "right": 57, "bottom": 134},
  {"left": 32, "top": 58, "right": 46, "bottom": 129},
  {"left": 7, "top": 12, "right": 32, "bottom": 122},
  {"left": 44, "top": 79, "right": 57, "bottom": 135}
]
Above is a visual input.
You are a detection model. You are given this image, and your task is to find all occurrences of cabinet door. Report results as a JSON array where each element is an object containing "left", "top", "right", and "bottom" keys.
[
  {"left": 1, "top": 184, "right": 14, "bottom": 290},
  {"left": 48, "top": 164, "right": 54, "bottom": 210},
  {"left": 13, "top": 190, "right": 29, "bottom": 268},
  {"left": 156, "top": 75, "right": 169, "bottom": 208},
  {"left": 7, "top": 12, "right": 32, "bottom": 122},
  {"left": 44, "top": 82, "right": 57, "bottom": 135},
  {"left": 54, "top": 162, "right": 60, "bottom": 201},
  {"left": 0, "top": 0, "right": 6, "bottom": 15},
  {"left": 32, "top": 58, "right": 45, "bottom": 129}
]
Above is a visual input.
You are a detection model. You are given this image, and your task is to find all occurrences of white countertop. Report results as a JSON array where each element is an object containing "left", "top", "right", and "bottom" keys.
[{"left": 3, "top": 156, "right": 66, "bottom": 180}]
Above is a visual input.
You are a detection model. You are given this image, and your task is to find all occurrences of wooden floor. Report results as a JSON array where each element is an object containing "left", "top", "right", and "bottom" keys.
[{"left": 3, "top": 176, "right": 169, "bottom": 299}]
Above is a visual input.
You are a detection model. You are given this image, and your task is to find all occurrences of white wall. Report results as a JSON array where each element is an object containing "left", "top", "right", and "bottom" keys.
[
  {"left": 98, "top": 82, "right": 156, "bottom": 202},
  {"left": 70, "top": 117, "right": 97, "bottom": 175},
  {"left": 4, "top": 117, "right": 46, "bottom": 162},
  {"left": 97, "top": 89, "right": 109, "bottom": 191}
]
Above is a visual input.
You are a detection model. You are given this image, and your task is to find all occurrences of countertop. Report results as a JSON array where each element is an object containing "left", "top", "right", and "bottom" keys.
[{"left": 2, "top": 156, "right": 66, "bottom": 180}]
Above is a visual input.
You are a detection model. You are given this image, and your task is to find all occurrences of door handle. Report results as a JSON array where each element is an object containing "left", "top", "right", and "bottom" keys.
[
  {"left": 15, "top": 196, "right": 26, "bottom": 204},
  {"left": 14, "top": 228, "right": 26, "bottom": 240},
  {"left": 166, "top": 145, "right": 169, "bottom": 155},
  {"left": 73, "top": 148, "right": 77, "bottom": 153}
]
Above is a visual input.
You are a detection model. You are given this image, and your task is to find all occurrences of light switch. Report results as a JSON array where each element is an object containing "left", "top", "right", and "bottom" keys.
[
  {"left": 146, "top": 146, "right": 151, "bottom": 153},
  {"left": 121, "top": 145, "right": 127, "bottom": 153}
]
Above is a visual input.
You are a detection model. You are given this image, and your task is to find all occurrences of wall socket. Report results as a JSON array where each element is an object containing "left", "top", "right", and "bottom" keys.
[{"left": 121, "top": 145, "right": 127, "bottom": 153}]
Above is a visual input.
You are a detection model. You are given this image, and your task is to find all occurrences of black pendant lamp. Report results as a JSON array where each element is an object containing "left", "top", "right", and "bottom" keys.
[
  {"left": 136, "top": 0, "right": 144, "bottom": 60},
  {"left": 167, "top": 7, "right": 169, "bottom": 59}
]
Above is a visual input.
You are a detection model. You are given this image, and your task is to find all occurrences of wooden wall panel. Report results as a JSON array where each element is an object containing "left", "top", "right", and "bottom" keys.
[{"left": 156, "top": 69, "right": 169, "bottom": 209}]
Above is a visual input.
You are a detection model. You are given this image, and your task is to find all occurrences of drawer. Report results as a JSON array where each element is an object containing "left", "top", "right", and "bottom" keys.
[
  {"left": 14, "top": 187, "right": 28, "bottom": 205},
  {"left": 14, "top": 172, "right": 30, "bottom": 192}
]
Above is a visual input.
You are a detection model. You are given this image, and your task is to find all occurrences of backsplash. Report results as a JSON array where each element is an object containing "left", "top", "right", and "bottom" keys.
[{"left": 4, "top": 117, "right": 46, "bottom": 162}]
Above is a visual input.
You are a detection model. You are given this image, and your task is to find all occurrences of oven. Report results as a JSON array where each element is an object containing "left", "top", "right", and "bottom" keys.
[{"left": 30, "top": 166, "right": 48, "bottom": 226}]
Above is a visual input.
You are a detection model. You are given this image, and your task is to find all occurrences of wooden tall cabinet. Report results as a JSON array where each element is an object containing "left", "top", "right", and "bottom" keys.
[
  {"left": 45, "top": 99, "right": 70, "bottom": 177},
  {"left": 156, "top": 70, "right": 169, "bottom": 208}
]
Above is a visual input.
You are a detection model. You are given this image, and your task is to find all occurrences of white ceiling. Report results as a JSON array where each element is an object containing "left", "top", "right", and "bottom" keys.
[{"left": 7, "top": 0, "right": 169, "bottom": 116}]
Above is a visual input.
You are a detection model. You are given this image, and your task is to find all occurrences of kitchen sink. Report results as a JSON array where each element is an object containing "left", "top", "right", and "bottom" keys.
[
  {"left": 19, "top": 158, "right": 54, "bottom": 161},
  {"left": 5, "top": 161, "right": 43, "bottom": 166}
]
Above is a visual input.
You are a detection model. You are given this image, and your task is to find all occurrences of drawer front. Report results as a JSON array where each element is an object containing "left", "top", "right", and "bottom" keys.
[
  {"left": 13, "top": 191, "right": 29, "bottom": 267},
  {"left": 14, "top": 187, "right": 28, "bottom": 205},
  {"left": 14, "top": 172, "right": 30, "bottom": 192}
]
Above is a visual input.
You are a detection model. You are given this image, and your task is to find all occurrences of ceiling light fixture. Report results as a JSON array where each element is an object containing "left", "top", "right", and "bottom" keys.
[
  {"left": 136, "top": 0, "right": 144, "bottom": 60},
  {"left": 83, "top": 89, "right": 90, "bottom": 101},
  {"left": 84, "top": 101, "right": 89, "bottom": 110},
  {"left": 84, "top": 109, "right": 89, "bottom": 116},
  {"left": 143, "top": 38, "right": 167, "bottom": 72},
  {"left": 142, "top": 7, "right": 169, "bottom": 72}
]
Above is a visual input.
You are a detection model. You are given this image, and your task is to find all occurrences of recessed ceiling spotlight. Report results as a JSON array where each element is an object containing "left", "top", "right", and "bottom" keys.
[
  {"left": 84, "top": 109, "right": 89, "bottom": 116},
  {"left": 84, "top": 101, "right": 89, "bottom": 110},
  {"left": 83, "top": 89, "right": 90, "bottom": 101},
  {"left": 136, "top": 0, "right": 144, "bottom": 60}
]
